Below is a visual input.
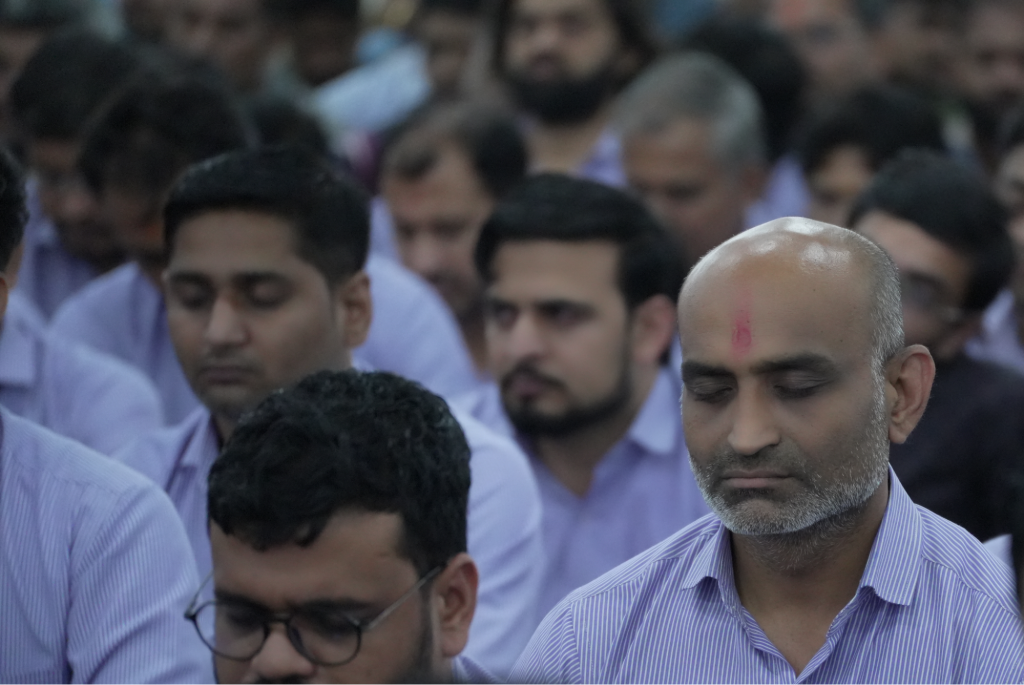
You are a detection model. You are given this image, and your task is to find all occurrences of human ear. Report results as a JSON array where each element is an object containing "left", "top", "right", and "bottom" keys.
[
  {"left": 335, "top": 270, "right": 373, "bottom": 351},
  {"left": 432, "top": 553, "right": 478, "bottom": 659},
  {"left": 630, "top": 294, "right": 677, "bottom": 366},
  {"left": 885, "top": 344, "right": 936, "bottom": 444}
]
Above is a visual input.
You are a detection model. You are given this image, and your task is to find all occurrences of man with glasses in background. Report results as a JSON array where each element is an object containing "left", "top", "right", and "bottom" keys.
[
  {"left": 850, "top": 149, "right": 1024, "bottom": 541},
  {"left": 189, "top": 369, "right": 485, "bottom": 683}
]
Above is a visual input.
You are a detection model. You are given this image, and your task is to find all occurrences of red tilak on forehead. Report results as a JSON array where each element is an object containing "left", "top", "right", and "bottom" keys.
[{"left": 731, "top": 291, "right": 753, "bottom": 357}]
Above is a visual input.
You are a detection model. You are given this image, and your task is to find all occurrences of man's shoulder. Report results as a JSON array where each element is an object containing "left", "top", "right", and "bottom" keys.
[
  {"left": 554, "top": 514, "right": 722, "bottom": 616},
  {"left": 113, "top": 408, "right": 213, "bottom": 488},
  {"left": 2, "top": 410, "right": 166, "bottom": 510},
  {"left": 915, "top": 505, "right": 1020, "bottom": 613},
  {"left": 49, "top": 263, "right": 150, "bottom": 335}
]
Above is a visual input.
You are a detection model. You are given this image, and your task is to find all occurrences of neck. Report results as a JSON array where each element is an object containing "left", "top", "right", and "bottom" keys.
[
  {"left": 212, "top": 413, "right": 235, "bottom": 446},
  {"left": 533, "top": 365, "right": 658, "bottom": 497},
  {"left": 527, "top": 105, "right": 612, "bottom": 175},
  {"left": 732, "top": 480, "right": 889, "bottom": 613}
]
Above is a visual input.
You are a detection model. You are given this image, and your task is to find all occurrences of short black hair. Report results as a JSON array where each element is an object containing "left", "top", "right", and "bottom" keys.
[
  {"left": 78, "top": 62, "right": 252, "bottom": 197},
  {"left": 382, "top": 101, "right": 527, "bottom": 198},
  {"left": 164, "top": 145, "right": 370, "bottom": 284},
  {"left": 246, "top": 95, "right": 330, "bottom": 157},
  {"left": 798, "top": 85, "right": 945, "bottom": 178},
  {"left": 417, "top": 0, "right": 485, "bottom": 16},
  {"left": 849, "top": 149, "right": 1014, "bottom": 312},
  {"left": 491, "top": 0, "right": 659, "bottom": 82},
  {"left": 0, "top": 146, "right": 26, "bottom": 268},
  {"left": 9, "top": 28, "right": 141, "bottom": 141},
  {"left": 682, "top": 18, "right": 806, "bottom": 163},
  {"left": 208, "top": 370, "right": 471, "bottom": 574},
  {"left": 475, "top": 173, "right": 684, "bottom": 309},
  {"left": 268, "top": 0, "right": 359, "bottom": 21}
]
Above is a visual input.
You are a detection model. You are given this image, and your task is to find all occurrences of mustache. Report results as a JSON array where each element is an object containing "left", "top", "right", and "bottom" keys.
[
  {"left": 695, "top": 445, "right": 806, "bottom": 480},
  {"left": 500, "top": 362, "right": 565, "bottom": 393}
]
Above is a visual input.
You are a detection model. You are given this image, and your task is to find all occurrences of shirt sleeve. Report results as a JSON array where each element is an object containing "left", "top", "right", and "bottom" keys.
[
  {"left": 65, "top": 477, "right": 214, "bottom": 684},
  {"left": 457, "top": 411, "right": 544, "bottom": 677},
  {"left": 510, "top": 602, "right": 585, "bottom": 685}
]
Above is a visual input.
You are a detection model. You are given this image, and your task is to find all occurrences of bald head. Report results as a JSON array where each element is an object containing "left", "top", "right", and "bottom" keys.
[{"left": 681, "top": 217, "right": 904, "bottom": 373}]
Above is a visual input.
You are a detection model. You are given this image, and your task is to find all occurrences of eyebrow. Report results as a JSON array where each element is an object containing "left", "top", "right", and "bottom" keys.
[
  {"left": 166, "top": 271, "right": 289, "bottom": 286},
  {"left": 682, "top": 353, "right": 839, "bottom": 381},
  {"left": 214, "top": 589, "right": 373, "bottom": 614}
]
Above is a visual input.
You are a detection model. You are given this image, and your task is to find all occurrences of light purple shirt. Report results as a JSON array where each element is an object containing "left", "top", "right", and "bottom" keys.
[
  {"left": 15, "top": 182, "right": 100, "bottom": 320},
  {"left": 465, "top": 368, "right": 709, "bottom": 617},
  {"left": 48, "top": 262, "right": 200, "bottom": 425},
  {"left": 0, "top": 409, "right": 212, "bottom": 683},
  {"left": 512, "top": 469, "right": 1024, "bottom": 684},
  {"left": 0, "top": 292, "right": 163, "bottom": 455},
  {"left": 576, "top": 129, "right": 626, "bottom": 187},
  {"left": 747, "top": 154, "right": 812, "bottom": 227},
  {"left": 115, "top": 403, "right": 544, "bottom": 677},
  {"left": 986, "top": 534, "right": 1013, "bottom": 567},
  {"left": 966, "top": 289, "right": 1024, "bottom": 374},
  {"left": 49, "top": 257, "right": 480, "bottom": 422}
]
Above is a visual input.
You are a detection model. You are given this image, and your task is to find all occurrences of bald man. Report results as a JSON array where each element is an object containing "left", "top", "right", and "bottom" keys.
[{"left": 512, "top": 218, "right": 1024, "bottom": 683}]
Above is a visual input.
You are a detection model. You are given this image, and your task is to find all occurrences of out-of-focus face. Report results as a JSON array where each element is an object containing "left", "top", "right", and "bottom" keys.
[
  {"left": 209, "top": 512, "right": 445, "bottom": 684},
  {"left": 166, "top": 0, "right": 273, "bottom": 92},
  {"left": 101, "top": 185, "right": 165, "bottom": 268},
  {"left": 996, "top": 143, "right": 1024, "bottom": 248},
  {"left": 164, "top": 209, "right": 370, "bottom": 429},
  {"left": 485, "top": 240, "right": 636, "bottom": 436},
  {"left": 383, "top": 146, "right": 494, "bottom": 320},
  {"left": 855, "top": 210, "right": 973, "bottom": 361},
  {"left": 805, "top": 145, "right": 874, "bottom": 228},
  {"left": 875, "top": 1, "right": 962, "bottom": 91},
  {"left": 0, "top": 25, "right": 45, "bottom": 138},
  {"left": 502, "top": 0, "right": 631, "bottom": 122},
  {"left": 121, "top": 0, "right": 174, "bottom": 41},
  {"left": 957, "top": 1, "right": 1024, "bottom": 119},
  {"left": 30, "top": 138, "right": 122, "bottom": 270},
  {"left": 415, "top": 10, "right": 479, "bottom": 97},
  {"left": 623, "top": 117, "right": 754, "bottom": 269},
  {"left": 769, "top": 0, "right": 877, "bottom": 99},
  {"left": 679, "top": 230, "right": 891, "bottom": 535},
  {"left": 289, "top": 9, "right": 358, "bottom": 87}
]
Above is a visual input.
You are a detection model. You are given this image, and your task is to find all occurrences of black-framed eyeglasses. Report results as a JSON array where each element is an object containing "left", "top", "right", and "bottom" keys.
[{"left": 184, "top": 566, "right": 442, "bottom": 667}]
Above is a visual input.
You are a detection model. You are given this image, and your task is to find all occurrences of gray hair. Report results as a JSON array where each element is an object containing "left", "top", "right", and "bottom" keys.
[
  {"left": 614, "top": 52, "right": 767, "bottom": 171},
  {"left": 856, "top": 232, "right": 906, "bottom": 377}
]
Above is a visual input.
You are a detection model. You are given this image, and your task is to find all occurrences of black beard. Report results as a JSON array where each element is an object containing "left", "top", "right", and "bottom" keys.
[
  {"left": 506, "top": 63, "right": 617, "bottom": 126},
  {"left": 505, "top": 366, "right": 632, "bottom": 439}
]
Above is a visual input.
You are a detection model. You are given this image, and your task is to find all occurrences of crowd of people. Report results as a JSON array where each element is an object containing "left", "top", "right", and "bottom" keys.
[{"left": 2, "top": 0, "right": 1024, "bottom": 682}]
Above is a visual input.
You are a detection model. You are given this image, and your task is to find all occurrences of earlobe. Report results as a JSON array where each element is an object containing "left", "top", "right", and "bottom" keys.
[
  {"left": 631, "top": 294, "right": 677, "bottom": 366},
  {"left": 337, "top": 271, "right": 373, "bottom": 350},
  {"left": 434, "top": 553, "right": 478, "bottom": 659},
  {"left": 886, "top": 344, "right": 936, "bottom": 444}
]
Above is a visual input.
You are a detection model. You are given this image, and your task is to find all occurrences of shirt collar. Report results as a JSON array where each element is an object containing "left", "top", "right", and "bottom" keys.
[
  {"left": 179, "top": 408, "right": 222, "bottom": 471},
  {"left": 0, "top": 295, "right": 42, "bottom": 388},
  {"left": 676, "top": 466, "right": 921, "bottom": 609}
]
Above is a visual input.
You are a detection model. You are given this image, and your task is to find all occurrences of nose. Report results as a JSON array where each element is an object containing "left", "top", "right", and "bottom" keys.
[
  {"left": 727, "top": 386, "right": 781, "bottom": 456},
  {"left": 404, "top": 235, "right": 446, "bottom": 281},
  {"left": 248, "top": 626, "right": 317, "bottom": 683},
  {"left": 56, "top": 183, "right": 98, "bottom": 225},
  {"left": 205, "top": 296, "right": 248, "bottom": 348}
]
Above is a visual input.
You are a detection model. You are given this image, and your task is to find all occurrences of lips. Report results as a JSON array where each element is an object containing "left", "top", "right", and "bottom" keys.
[
  {"left": 197, "top": 364, "right": 256, "bottom": 385},
  {"left": 721, "top": 470, "right": 790, "bottom": 489}
]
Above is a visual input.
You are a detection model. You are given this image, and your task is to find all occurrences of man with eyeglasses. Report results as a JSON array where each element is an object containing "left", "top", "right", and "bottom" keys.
[
  {"left": 191, "top": 369, "right": 486, "bottom": 683},
  {"left": 850, "top": 149, "right": 1024, "bottom": 541}
]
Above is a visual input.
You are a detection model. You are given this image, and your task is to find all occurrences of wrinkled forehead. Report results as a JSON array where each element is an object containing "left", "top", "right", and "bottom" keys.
[{"left": 678, "top": 235, "right": 875, "bottom": 364}]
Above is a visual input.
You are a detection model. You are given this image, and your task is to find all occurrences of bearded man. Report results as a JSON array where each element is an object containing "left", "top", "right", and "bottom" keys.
[{"left": 512, "top": 217, "right": 1024, "bottom": 683}]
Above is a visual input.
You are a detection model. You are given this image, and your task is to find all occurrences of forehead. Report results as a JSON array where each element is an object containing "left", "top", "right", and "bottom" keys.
[
  {"left": 623, "top": 118, "right": 725, "bottom": 178},
  {"left": 178, "top": 0, "right": 262, "bottom": 19},
  {"left": 679, "top": 242, "right": 874, "bottom": 366},
  {"left": 770, "top": 0, "right": 856, "bottom": 27},
  {"left": 168, "top": 209, "right": 309, "bottom": 274},
  {"left": 489, "top": 239, "right": 621, "bottom": 301},
  {"left": 511, "top": 0, "right": 614, "bottom": 21},
  {"left": 383, "top": 147, "right": 491, "bottom": 213},
  {"left": 211, "top": 512, "right": 411, "bottom": 607},
  {"left": 854, "top": 210, "right": 972, "bottom": 288}
]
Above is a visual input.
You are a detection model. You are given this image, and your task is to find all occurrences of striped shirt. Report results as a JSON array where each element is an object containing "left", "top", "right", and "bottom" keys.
[
  {"left": 512, "top": 469, "right": 1024, "bottom": 684},
  {"left": 0, "top": 410, "right": 212, "bottom": 683}
]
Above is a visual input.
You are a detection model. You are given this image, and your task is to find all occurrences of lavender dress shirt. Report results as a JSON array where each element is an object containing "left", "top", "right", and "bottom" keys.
[
  {"left": 512, "top": 469, "right": 1024, "bottom": 684},
  {"left": 49, "top": 257, "right": 479, "bottom": 424},
  {"left": 0, "top": 409, "right": 212, "bottom": 683},
  {"left": 462, "top": 368, "right": 709, "bottom": 617},
  {"left": 15, "top": 183, "right": 100, "bottom": 320},
  {"left": 0, "top": 292, "right": 163, "bottom": 455},
  {"left": 115, "top": 404, "right": 544, "bottom": 677},
  {"left": 966, "top": 289, "right": 1024, "bottom": 374},
  {"left": 986, "top": 534, "right": 1012, "bottom": 567}
]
